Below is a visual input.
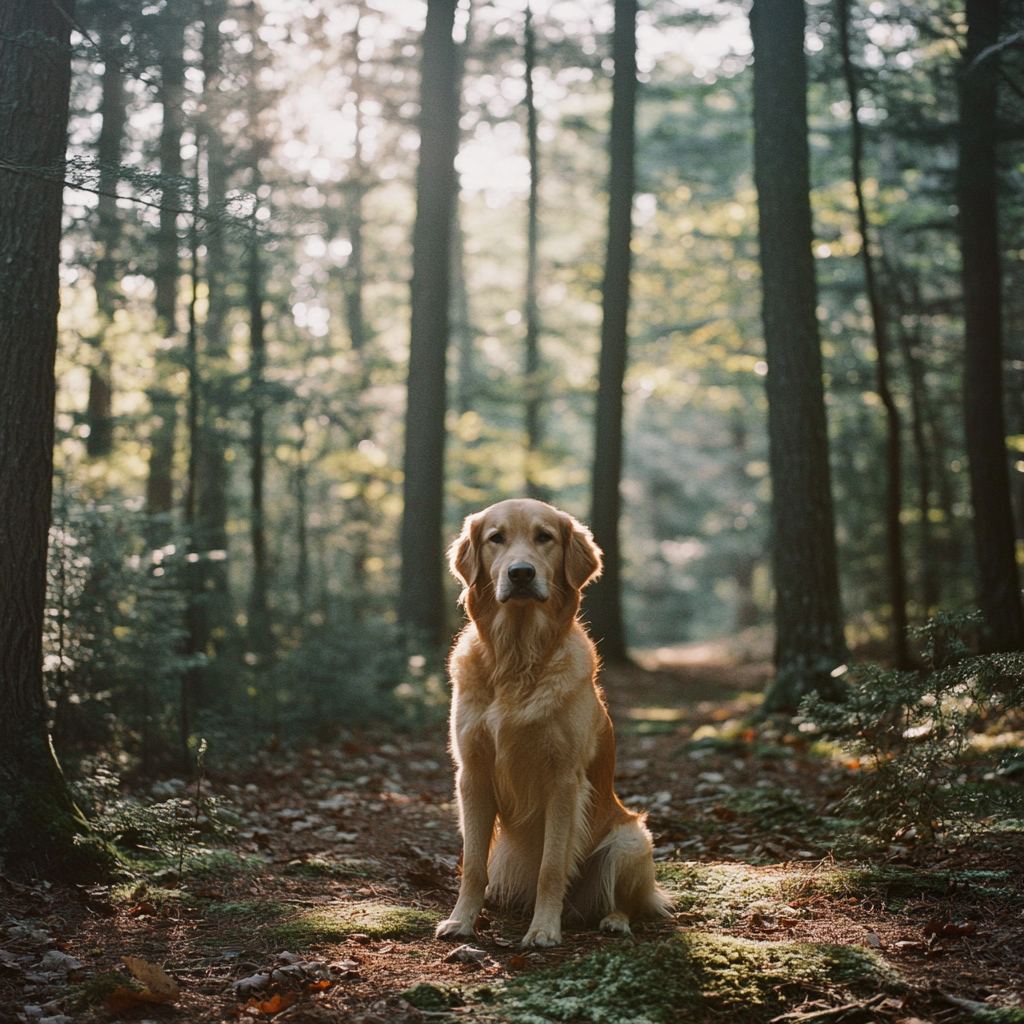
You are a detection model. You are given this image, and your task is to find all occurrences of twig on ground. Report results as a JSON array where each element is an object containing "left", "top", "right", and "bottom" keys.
[{"left": 770, "top": 993, "right": 887, "bottom": 1023}]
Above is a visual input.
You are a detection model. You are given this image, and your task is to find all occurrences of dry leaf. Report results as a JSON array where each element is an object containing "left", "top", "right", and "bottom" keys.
[
  {"left": 508, "top": 954, "right": 528, "bottom": 970},
  {"left": 121, "top": 955, "right": 181, "bottom": 999},
  {"left": 252, "top": 992, "right": 297, "bottom": 1013}
]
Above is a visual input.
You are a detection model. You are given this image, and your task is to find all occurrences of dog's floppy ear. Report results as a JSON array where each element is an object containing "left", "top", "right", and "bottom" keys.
[
  {"left": 448, "top": 512, "right": 483, "bottom": 596},
  {"left": 561, "top": 514, "right": 603, "bottom": 591}
]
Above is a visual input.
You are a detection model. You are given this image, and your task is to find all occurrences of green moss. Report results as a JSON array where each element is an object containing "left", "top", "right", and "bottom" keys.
[
  {"left": 282, "top": 857, "right": 378, "bottom": 879},
  {"left": 186, "top": 850, "right": 262, "bottom": 879},
  {"left": 402, "top": 983, "right": 462, "bottom": 1012},
  {"left": 966, "top": 1009, "right": 1024, "bottom": 1024},
  {"left": 267, "top": 902, "right": 442, "bottom": 946},
  {"left": 110, "top": 881, "right": 198, "bottom": 907},
  {"left": 206, "top": 899, "right": 289, "bottom": 922},
  {"left": 497, "top": 933, "right": 897, "bottom": 1024},
  {"left": 656, "top": 862, "right": 779, "bottom": 919},
  {"left": 780, "top": 865, "right": 1018, "bottom": 904},
  {"left": 67, "top": 970, "right": 139, "bottom": 1011}
]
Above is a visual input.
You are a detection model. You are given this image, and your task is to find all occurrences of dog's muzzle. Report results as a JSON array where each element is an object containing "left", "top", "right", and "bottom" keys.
[{"left": 497, "top": 562, "right": 548, "bottom": 603}]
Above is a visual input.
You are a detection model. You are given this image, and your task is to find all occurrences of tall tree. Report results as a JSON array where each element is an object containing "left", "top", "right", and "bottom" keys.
[
  {"left": 958, "top": 0, "right": 1024, "bottom": 652},
  {"left": 85, "top": 1, "right": 128, "bottom": 458},
  {"left": 190, "top": 1, "right": 231, "bottom": 665},
  {"left": 146, "top": 3, "right": 187, "bottom": 542},
  {"left": 399, "top": 0, "right": 461, "bottom": 642},
  {"left": 523, "top": 2, "right": 544, "bottom": 500},
  {"left": 0, "top": 0, "right": 116, "bottom": 880},
  {"left": 750, "top": 0, "right": 847, "bottom": 712},
  {"left": 837, "top": 0, "right": 909, "bottom": 668},
  {"left": 585, "top": 0, "right": 638, "bottom": 665}
]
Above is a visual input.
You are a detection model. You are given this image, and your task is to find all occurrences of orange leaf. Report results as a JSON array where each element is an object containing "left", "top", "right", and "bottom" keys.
[
  {"left": 508, "top": 954, "right": 528, "bottom": 970},
  {"left": 307, "top": 979, "right": 331, "bottom": 992},
  {"left": 257, "top": 993, "right": 297, "bottom": 1013},
  {"left": 129, "top": 901, "right": 158, "bottom": 916}
]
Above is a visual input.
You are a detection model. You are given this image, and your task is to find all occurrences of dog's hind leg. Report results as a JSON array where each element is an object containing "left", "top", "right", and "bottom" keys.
[
  {"left": 597, "top": 820, "right": 672, "bottom": 937},
  {"left": 436, "top": 767, "right": 497, "bottom": 939}
]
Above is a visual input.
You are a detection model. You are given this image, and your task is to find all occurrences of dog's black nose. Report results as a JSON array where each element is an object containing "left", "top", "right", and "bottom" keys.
[{"left": 508, "top": 562, "right": 536, "bottom": 583}]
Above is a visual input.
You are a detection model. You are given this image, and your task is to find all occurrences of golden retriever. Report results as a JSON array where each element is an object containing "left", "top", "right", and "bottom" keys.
[{"left": 435, "top": 498, "right": 671, "bottom": 947}]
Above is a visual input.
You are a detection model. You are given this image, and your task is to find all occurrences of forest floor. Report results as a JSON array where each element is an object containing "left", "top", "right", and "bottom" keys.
[{"left": 2, "top": 635, "right": 1023, "bottom": 1024}]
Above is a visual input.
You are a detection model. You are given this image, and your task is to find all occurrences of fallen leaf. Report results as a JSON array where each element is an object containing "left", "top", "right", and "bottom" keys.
[
  {"left": 252, "top": 992, "right": 297, "bottom": 1013},
  {"left": 121, "top": 955, "right": 180, "bottom": 999},
  {"left": 779, "top": 919, "right": 799, "bottom": 929},
  {"left": 508, "top": 954, "right": 528, "bottom": 970},
  {"left": 712, "top": 805, "right": 738, "bottom": 822},
  {"left": 940, "top": 921, "right": 975, "bottom": 937},
  {"left": 128, "top": 902, "right": 158, "bottom": 917},
  {"left": 307, "top": 979, "right": 331, "bottom": 992},
  {"left": 194, "top": 886, "right": 225, "bottom": 899}
]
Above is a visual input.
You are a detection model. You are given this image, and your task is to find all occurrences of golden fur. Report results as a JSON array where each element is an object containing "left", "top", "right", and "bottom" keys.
[{"left": 435, "top": 498, "right": 671, "bottom": 947}]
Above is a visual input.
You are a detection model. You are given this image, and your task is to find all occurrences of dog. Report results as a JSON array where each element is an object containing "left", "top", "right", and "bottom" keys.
[{"left": 435, "top": 498, "right": 671, "bottom": 947}]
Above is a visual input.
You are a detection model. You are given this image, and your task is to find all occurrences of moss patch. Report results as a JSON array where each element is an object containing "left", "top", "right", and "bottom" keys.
[
  {"left": 497, "top": 933, "right": 897, "bottom": 1024},
  {"left": 656, "top": 862, "right": 781, "bottom": 922},
  {"left": 68, "top": 970, "right": 139, "bottom": 1011},
  {"left": 780, "top": 865, "right": 1018, "bottom": 905},
  {"left": 267, "top": 902, "right": 441, "bottom": 946},
  {"left": 282, "top": 857, "right": 378, "bottom": 879}
]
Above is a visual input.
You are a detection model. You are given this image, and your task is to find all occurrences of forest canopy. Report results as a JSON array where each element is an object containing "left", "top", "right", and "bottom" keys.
[{"left": 20, "top": 0, "right": 1024, "bottom": 763}]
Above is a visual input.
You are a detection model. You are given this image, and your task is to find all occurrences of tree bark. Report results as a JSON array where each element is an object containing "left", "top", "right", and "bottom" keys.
[
  {"left": 192, "top": 3, "right": 231, "bottom": 664},
  {"left": 0, "top": 0, "right": 117, "bottom": 881},
  {"left": 146, "top": 4, "right": 187, "bottom": 543},
  {"left": 958, "top": 0, "right": 1024, "bottom": 652},
  {"left": 247, "top": 221, "right": 270, "bottom": 655},
  {"left": 585, "top": 0, "right": 638, "bottom": 665},
  {"left": 399, "top": 0, "right": 461, "bottom": 642},
  {"left": 750, "top": 0, "right": 847, "bottom": 712},
  {"left": 86, "top": 5, "right": 127, "bottom": 458},
  {"left": 523, "top": 3, "right": 545, "bottom": 500},
  {"left": 838, "top": 0, "right": 909, "bottom": 668}
]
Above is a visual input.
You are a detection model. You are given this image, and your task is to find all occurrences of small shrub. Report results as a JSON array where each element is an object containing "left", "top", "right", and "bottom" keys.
[{"left": 799, "top": 613, "right": 1024, "bottom": 839}]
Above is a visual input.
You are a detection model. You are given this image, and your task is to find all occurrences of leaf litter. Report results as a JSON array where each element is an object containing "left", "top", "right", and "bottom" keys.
[{"left": 0, "top": 651, "right": 1021, "bottom": 1022}]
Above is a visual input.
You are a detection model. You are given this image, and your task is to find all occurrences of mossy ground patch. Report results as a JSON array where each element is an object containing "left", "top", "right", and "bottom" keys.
[
  {"left": 497, "top": 933, "right": 898, "bottom": 1024},
  {"left": 266, "top": 902, "right": 441, "bottom": 946}
]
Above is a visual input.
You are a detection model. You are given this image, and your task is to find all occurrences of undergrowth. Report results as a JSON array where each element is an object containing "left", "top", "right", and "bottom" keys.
[{"left": 799, "top": 612, "right": 1024, "bottom": 840}]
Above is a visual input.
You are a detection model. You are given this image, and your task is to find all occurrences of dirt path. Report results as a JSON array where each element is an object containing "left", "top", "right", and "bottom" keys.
[{"left": 1, "top": 648, "right": 1021, "bottom": 1023}]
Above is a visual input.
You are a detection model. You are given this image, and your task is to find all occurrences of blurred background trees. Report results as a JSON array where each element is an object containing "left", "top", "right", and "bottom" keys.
[{"left": 41, "top": 0, "right": 1024, "bottom": 763}]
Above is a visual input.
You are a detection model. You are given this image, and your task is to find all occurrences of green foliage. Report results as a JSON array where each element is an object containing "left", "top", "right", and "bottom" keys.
[
  {"left": 45, "top": 492, "right": 193, "bottom": 766},
  {"left": 69, "top": 753, "right": 233, "bottom": 880},
  {"left": 799, "top": 614, "right": 1024, "bottom": 838}
]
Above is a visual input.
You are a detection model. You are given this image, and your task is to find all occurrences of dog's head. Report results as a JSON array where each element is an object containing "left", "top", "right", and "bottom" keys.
[{"left": 448, "top": 498, "right": 602, "bottom": 621}]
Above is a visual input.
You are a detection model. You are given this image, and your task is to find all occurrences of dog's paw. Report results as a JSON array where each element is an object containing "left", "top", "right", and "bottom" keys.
[
  {"left": 435, "top": 917, "right": 476, "bottom": 940},
  {"left": 599, "top": 912, "right": 633, "bottom": 937},
  {"left": 521, "top": 926, "right": 561, "bottom": 947}
]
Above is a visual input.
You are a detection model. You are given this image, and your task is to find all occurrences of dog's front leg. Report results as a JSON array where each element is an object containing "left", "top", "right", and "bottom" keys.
[
  {"left": 521, "top": 779, "right": 578, "bottom": 947},
  {"left": 435, "top": 766, "right": 496, "bottom": 939}
]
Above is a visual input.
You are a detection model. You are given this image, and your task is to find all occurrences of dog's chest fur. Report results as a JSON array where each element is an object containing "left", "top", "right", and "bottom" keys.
[{"left": 449, "top": 621, "right": 603, "bottom": 821}]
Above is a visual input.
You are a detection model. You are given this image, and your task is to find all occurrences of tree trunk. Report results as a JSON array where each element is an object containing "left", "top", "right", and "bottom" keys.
[
  {"left": 523, "top": 3, "right": 545, "bottom": 500},
  {"left": 750, "top": 0, "right": 847, "bottom": 713},
  {"left": 585, "top": 0, "right": 637, "bottom": 665},
  {"left": 247, "top": 214, "right": 271, "bottom": 654},
  {"left": 146, "top": 5, "right": 187, "bottom": 543},
  {"left": 192, "top": 3, "right": 231, "bottom": 664},
  {"left": 958, "top": 0, "right": 1024, "bottom": 652},
  {"left": 86, "top": 6, "right": 127, "bottom": 459},
  {"left": 838, "top": 0, "right": 909, "bottom": 668},
  {"left": 399, "top": 0, "right": 461, "bottom": 643},
  {"left": 0, "top": 0, "right": 117, "bottom": 882}
]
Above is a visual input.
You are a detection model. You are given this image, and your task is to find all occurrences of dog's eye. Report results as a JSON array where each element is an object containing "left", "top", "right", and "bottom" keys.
[
  {"left": 536, "top": 530, "right": 554, "bottom": 543},
  {"left": 489, "top": 533, "right": 504, "bottom": 544}
]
